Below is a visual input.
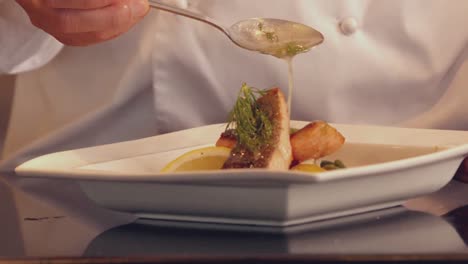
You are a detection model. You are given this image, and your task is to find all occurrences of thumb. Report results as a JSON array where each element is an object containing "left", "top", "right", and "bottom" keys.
[{"left": 128, "top": 0, "right": 150, "bottom": 20}]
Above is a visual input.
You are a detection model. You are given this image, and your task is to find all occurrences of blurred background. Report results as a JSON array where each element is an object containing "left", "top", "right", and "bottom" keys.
[{"left": 0, "top": 74, "right": 14, "bottom": 160}]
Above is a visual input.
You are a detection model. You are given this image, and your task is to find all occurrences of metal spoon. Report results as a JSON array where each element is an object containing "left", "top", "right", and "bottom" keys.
[{"left": 147, "top": 0, "right": 324, "bottom": 58}]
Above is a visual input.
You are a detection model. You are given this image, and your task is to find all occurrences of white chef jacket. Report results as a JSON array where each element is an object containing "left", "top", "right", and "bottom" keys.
[{"left": 1, "top": 0, "right": 468, "bottom": 256}]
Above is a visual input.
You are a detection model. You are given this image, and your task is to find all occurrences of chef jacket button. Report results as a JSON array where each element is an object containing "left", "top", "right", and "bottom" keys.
[{"left": 339, "top": 17, "right": 358, "bottom": 35}]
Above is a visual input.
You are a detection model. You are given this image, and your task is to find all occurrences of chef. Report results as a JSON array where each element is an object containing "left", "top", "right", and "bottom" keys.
[
  {"left": 1, "top": 0, "right": 468, "bottom": 170},
  {"left": 1, "top": 0, "right": 468, "bottom": 255},
  {"left": 1, "top": 0, "right": 468, "bottom": 175}
]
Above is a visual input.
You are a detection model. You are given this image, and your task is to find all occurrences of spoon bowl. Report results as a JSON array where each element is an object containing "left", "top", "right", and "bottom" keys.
[
  {"left": 227, "top": 18, "right": 324, "bottom": 58},
  {"left": 148, "top": 1, "right": 324, "bottom": 58}
]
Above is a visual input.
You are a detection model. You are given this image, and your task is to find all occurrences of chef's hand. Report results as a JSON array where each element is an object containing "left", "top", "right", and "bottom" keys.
[
  {"left": 454, "top": 158, "right": 468, "bottom": 183},
  {"left": 15, "top": 0, "right": 149, "bottom": 46}
]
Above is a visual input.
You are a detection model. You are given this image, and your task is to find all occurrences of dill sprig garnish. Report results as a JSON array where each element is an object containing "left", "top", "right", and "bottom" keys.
[{"left": 226, "top": 84, "right": 273, "bottom": 152}]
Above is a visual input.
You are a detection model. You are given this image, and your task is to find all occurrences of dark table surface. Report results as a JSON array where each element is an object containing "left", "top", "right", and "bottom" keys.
[{"left": 2, "top": 172, "right": 468, "bottom": 263}]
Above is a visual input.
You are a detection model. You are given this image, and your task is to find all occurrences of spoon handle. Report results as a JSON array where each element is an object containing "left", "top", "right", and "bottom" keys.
[{"left": 147, "top": 0, "right": 229, "bottom": 36}]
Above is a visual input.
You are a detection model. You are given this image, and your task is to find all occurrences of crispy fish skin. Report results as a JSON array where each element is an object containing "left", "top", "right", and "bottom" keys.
[
  {"left": 290, "top": 121, "right": 345, "bottom": 162},
  {"left": 215, "top": 130, "right": 237, "bottom": 149},
  {"left": 222, "top": 88, "right": 292, "bottom": 170}
]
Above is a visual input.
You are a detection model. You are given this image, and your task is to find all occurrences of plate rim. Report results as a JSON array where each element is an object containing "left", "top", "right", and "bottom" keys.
[{"left": 13, "top": 122, "right": 468, "bottom": 184}]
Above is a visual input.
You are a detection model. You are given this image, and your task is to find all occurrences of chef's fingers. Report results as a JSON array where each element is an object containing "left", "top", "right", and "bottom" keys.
[
  {"left": 15, "top": 0, "right": 149, "bottom": 45},
  {"left": 42, "top": 0, "right": 117, "bottom": 9},
  {"left": 38, "top": 1, "right": 147, "bottom": 33},
  {"left": 50, "top": 12, "right": 142, "bottom": 46}
]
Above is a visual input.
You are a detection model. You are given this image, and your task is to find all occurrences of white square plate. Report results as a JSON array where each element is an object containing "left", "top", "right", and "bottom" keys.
[{"left": 14, "top": 121, "right": 468, "bottom": 227}]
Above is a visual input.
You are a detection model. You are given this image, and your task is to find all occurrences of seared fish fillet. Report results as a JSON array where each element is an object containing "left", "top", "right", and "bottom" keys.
[{"left": 222, "top": 88, "right": 292, "bottom": 170}]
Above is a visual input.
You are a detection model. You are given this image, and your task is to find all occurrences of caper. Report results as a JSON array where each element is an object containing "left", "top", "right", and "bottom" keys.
[
  {"left": 320, "top": 160, "right": 335, "bottom": 168},
  {"left": 334, "top": 160, "right": 346, "bottom": 168},
  {"left": 323, "top": 164, "right": 339, "bottom": 170}
]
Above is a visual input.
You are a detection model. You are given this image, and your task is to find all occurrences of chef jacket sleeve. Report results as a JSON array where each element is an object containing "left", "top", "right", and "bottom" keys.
[{"left": 0, "top": 0, "right": 63, "bottom": 74}]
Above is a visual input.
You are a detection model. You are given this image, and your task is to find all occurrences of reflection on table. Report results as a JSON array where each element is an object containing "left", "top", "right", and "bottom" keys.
[{"left": 85, "top": 206, "right": 466, "bottom": 256}]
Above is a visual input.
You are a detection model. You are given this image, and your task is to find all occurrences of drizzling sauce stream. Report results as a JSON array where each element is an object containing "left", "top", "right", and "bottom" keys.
[
  {"left": 231, "top": 19, "right": 324, "bottom": 117},
  {"left": 286, "top": 57, "right": 294, "bottom": 115}
]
